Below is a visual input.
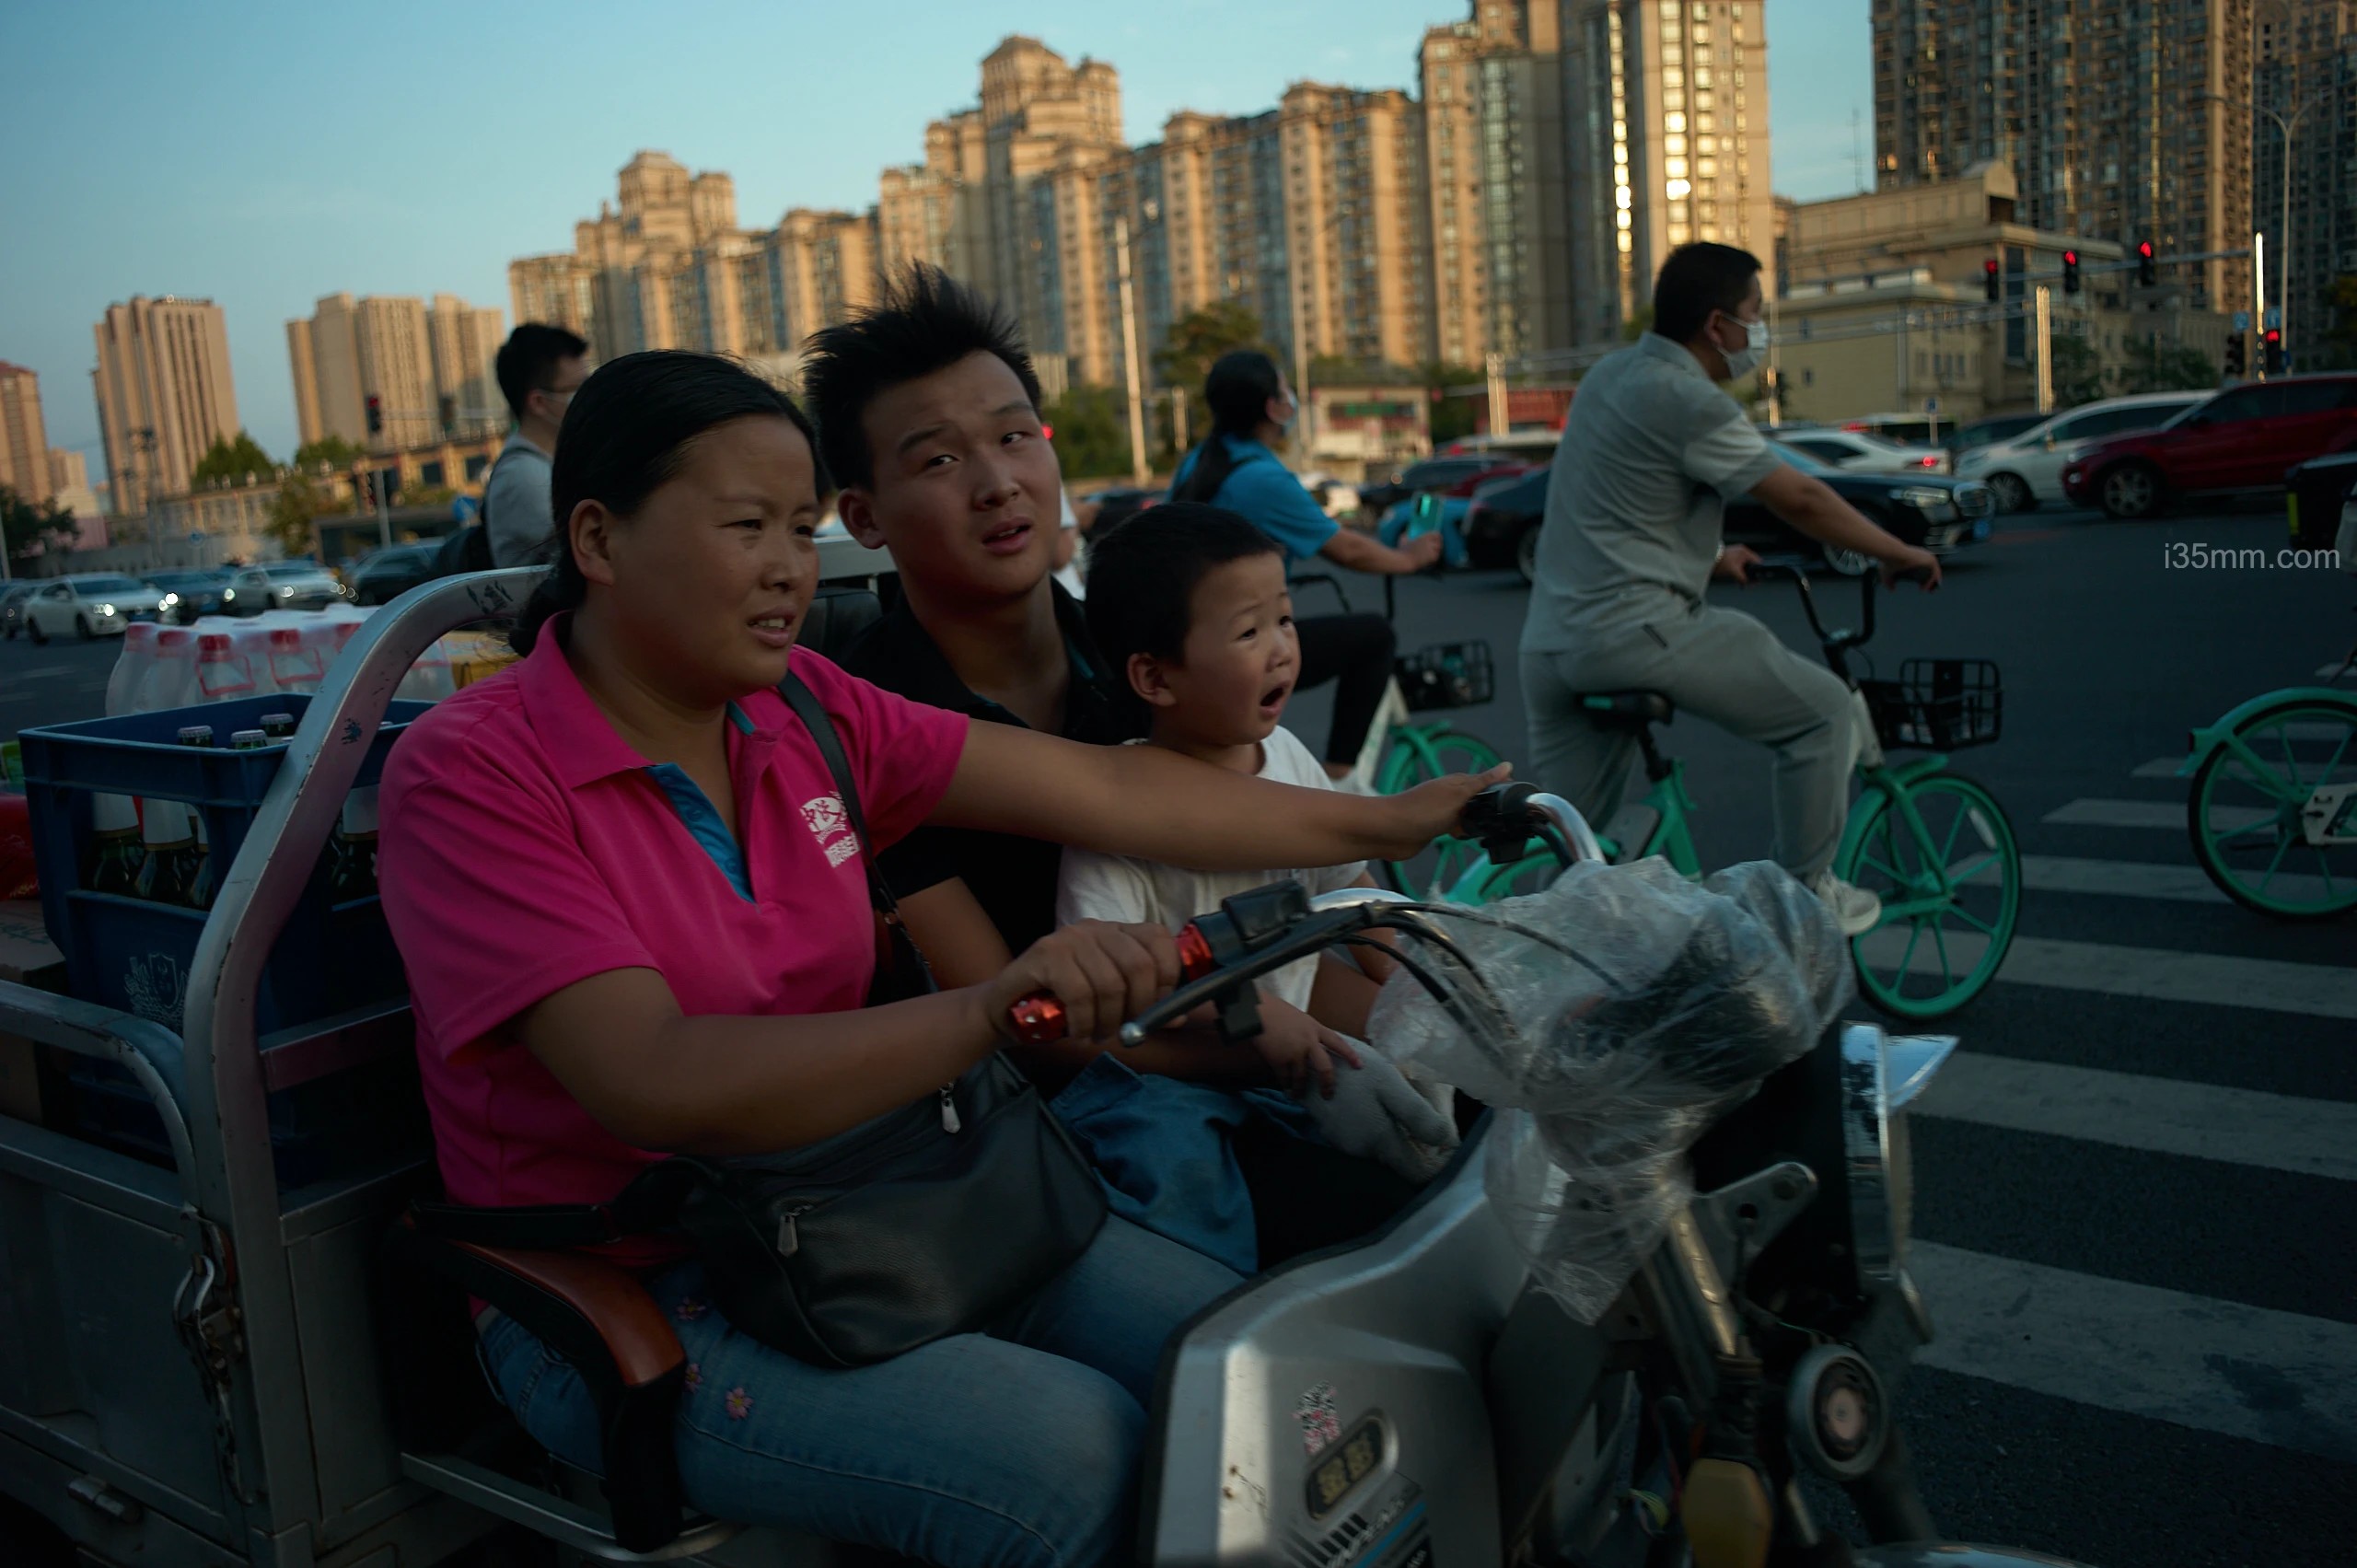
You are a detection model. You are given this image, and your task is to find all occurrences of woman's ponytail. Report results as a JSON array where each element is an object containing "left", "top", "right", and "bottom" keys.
[{"left": 1168, "top": 349, "right": 1285, "bottom": 506}]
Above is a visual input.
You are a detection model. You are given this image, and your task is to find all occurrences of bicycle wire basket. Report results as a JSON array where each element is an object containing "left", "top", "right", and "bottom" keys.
[
  {"left": 1858, "top": 658, "right": 2003, "bottom": 750},
  {"left": 1396, "top": 640, "right": 1495, "bottom": 711}
]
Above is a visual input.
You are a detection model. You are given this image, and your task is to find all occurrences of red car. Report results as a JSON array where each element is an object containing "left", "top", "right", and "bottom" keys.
[{"left": 2061, "top": 373, "right": 2357, "bottom": 518}]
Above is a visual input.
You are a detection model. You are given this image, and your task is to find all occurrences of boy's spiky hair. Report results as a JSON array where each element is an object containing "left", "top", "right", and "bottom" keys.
[{"left": 802, "top": 265, "right": 1042, "bottom": 491}]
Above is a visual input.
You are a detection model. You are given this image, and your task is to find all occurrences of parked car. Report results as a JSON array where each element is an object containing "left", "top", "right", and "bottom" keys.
[
  {"left": 1357, "top": 454, "right": 1525, "bottom": 513},
  {"left": 1956, "top": 392, "right": 2207, "bottom": 512},
  {"left": 343, "top": 543, "right": 444, "bottom": 606},
  {"left": 2283, "top": 448, "right": 2357, "bottom": 551},
  {"left": 1722, "top": 441, "right": 1995, "bottom": 571},
  {"left": 1945, "top": 412, "right": 2048, "bottom": 454},
  {"left": 223, "top": 561, "right": 350, "bottom": 614},
  {"left": 141, "top": 567, "right": 234, "bottom": 622},
  {"left": 2061, "top": 374, "right": 2357, "bottom": 518},
  {"left": 1776, "top": 428, "right": 1954, "bottom": 475},
  {"left": 1463, "top": 468, "right": 1550, "bottom": 582},
  {"left": 16, "top": 574, "right": 168, "bottom": 642},
  {"left": 0, "top": 582, "right": 36, "bottom": 639}
]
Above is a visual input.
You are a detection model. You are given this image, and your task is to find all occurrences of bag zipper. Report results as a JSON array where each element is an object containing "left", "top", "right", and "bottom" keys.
[
  {"left": 775, "top": 1202, "right": 815, "bottom": 1257},
  {"left": 938, "top": 1084, "right": 961, "bottom": 1134}
]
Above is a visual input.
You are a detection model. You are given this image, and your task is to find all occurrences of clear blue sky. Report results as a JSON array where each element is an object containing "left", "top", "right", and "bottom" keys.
[{"left": 0, "top": 0, "right": 1872, "bottom": 473}]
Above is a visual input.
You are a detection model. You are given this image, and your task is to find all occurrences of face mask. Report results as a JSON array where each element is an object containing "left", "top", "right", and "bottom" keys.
[{"left": 1719, "top": 316, "right": 1771, "bottom": 380}]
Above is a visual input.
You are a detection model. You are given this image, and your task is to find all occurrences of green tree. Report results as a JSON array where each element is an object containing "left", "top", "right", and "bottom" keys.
[
  {"left": 292, "top": 435, "right": 367, "bottom": 470},
  {"left": 2120, "top": 336, "right": 2219, "bottom": 395},
  {"left": 2049, "top": 333, "right": 2106, "bottom": 407},
  {"left": 1153, "top": 301, "right": 1269, "bottom": 397},
  {"left": 1043, "top": 386, "right": 1134, "bottom": 482},
  {"left": 264, "top": 470, "right": 346, "bottom": 559},
  {"left": 1421, "top": 361, "right": 1486, "bottom": 445},
  {"left": 189, "top": 430, "right": 277, "bottom": 487},
  {"left": 1, "top": 484, "right": 80, "bottom": 564}
]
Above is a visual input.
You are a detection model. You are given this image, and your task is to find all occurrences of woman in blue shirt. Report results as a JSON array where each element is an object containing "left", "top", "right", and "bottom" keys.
[{"left": 1169, "top": 351, "right": 1441, "bottom": 778}]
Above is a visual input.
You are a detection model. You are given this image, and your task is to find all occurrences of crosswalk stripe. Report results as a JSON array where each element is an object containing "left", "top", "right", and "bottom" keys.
[
  {"left": 2131, "top": 757, "right": 2185, "bottom": 778},
  {"left": 1855, "top": 930, "right": 2357, "bottom": 1018},
  {"left": 1908, "top": 1242, "right": 2357, "bottom": 1465},
  {"left": 1911, "top": 1052, "right": 2357, "bottom": 1181},
  {"left": 2042, "top": 797, "right": 2268, "bottom": 830},
  {"left": 2017, "top": 853, "right": 2340, "bottom": 906}
]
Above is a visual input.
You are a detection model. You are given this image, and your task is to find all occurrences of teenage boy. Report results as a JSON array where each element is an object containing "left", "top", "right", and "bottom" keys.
[
  {"left": 809, "top": 269, "right": 1155, "bottom": 978},
  {"left": 484, "top": 324, "right": 591, "bottom": 567}
]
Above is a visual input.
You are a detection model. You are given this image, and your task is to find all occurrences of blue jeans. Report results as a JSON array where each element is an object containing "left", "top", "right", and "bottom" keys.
[{"left": 477, "top": 1215, "right": 1238, "bottom": 1568}]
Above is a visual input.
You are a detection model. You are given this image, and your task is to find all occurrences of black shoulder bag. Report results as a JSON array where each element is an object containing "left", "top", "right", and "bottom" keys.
[{"left": 411, "top": 672, "right": 1107, "bottom": 1368}]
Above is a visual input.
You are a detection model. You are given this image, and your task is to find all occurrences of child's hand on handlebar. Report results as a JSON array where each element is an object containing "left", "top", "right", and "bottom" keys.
[
  {"left": 1376, "top": 762, "right": 1515, "bottom": 857},
  {"left": 1248, "top": 997, "right": 1363, "bottom": 1098},
  {"left": 1880, "top": 544, "right": 1943, "bottom": 590},
  {"left": 982, "top": 921, "right": 1180, "bottom": 1045}
]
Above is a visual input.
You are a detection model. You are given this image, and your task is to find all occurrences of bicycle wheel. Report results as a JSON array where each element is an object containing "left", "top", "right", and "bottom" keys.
[
  {"left": 1837, "top": 772, "right": 2021, "bottom": 1019},
  {"left": 2187, "top": 697, "right": 2357, "bottom": 920},
  {"left": 1376, "top": 722, "right": 1504, "bottom": 895}
]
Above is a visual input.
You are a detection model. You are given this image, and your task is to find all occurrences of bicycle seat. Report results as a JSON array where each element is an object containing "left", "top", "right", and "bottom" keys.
[{"left": 1577, "top": 691, "right": 1676, "bottom": 729}]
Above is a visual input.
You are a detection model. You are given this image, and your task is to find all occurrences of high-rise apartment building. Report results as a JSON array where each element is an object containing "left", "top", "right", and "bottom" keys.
[
  {"left": 1275, "top": 85, "right": 1434, "bottom": 374},
  {"left": 426, "top": 295, "right": 506, "bottom": 435},
  {"left": 1871, "top": 0, "right": 2254, "bottom": 316},
  {"left": 93, "top": 296, "right": 239, "bottom": 517},
  {"left": 1563, "top": 0, "right": 1776, "bottom": 343},
  {"left": 0, "top": 361, "right": 50, "bottom": 502},
  {"left": 2256, "top": 0, "right": 2355, "bottom": 367},
  {"left": 513, "top": 152, "right": 879, "bottom": 374},
  {"left": 1422, "top": 2, "right": 1571, "bottom": 366},
  {"left": 288, "top": 293, "right": 482, "bottom": 453},
  {"left": 878, "top": 113, "right": 995, "bottom": 295}
]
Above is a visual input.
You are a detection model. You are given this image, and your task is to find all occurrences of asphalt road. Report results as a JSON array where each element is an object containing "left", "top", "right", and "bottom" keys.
[
  {"left": 1292, "top": 500, "right": 2357, "bottom": 1568},
  {"left": 4, "top": 503, "right": 2352, "bottom": 1566}
]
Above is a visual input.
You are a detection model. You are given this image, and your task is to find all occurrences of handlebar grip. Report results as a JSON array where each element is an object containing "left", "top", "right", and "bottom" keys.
[
  {"left": 1002, "top": 924, "right": 1219, "bottom": 1044},
  {"left": 1458, "top": 780, "right": 1539, "bottom": 839}
]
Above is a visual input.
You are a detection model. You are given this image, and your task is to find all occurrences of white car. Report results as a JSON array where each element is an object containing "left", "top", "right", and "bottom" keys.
[
  {"left": 17, "top": 574, "right": 168, "bottom": 642},
  {"left": 1776, "top": 428, "right": 1954, "bottom": 476},
  {"left": 1954, "top": 392, "right": 2207, "bottom": 512}
]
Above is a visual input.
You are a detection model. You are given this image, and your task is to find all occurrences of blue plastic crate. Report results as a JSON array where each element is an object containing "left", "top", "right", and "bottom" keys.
[{"left": 17, "top": 694, "right": 429, "bottom": 1039}]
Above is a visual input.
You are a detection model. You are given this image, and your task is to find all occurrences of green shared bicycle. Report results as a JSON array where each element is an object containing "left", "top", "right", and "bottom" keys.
[
  {"left": 2177, "top": 627, "right": 2357, "bottom": 919},
  {"left": 1446, "top": 561, "right": 2022, "bottom": 1019}
]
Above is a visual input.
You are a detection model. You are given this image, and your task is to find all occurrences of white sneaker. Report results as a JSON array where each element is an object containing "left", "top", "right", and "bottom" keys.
[{"left": 1808, "top": 871, "right": 1884, "bottom": 936}]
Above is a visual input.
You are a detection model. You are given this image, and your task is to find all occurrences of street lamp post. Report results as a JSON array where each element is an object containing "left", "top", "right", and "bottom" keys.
[{"left": 2196, "top": 88, "right": 2312, "bottom": 362}]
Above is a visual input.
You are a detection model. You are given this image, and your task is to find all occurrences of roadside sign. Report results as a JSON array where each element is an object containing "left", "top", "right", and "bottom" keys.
[
  {"left": 1924, "top": 397, "right": 1939, "bottom": 413},
  {"left": 2264, "top": 308, "right": 2282, "bottom": 330},
  {"left": 2233, "top": 311, "right": 2251, "bottom": 331}
]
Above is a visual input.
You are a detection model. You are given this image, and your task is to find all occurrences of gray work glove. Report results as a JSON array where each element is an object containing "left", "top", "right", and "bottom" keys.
[{"left": 1297, "top": 1040, "right": 1461, "bottom": 1183}]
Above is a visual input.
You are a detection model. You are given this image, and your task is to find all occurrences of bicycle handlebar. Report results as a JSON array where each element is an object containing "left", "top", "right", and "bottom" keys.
[{"left": 1744, "top": 553, "right": 1930, "bottom": 669}]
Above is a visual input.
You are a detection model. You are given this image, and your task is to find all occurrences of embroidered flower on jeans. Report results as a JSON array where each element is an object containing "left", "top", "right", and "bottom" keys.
[
  {"left": 683, "top": 1362, "right": 702, "bottom": 1392},
  {"left": 725, "top": 1387, "right": 753, "bottom": 1421},
  {"left": 674, "top": 1297, "right": 708, "bottom": 1322}
]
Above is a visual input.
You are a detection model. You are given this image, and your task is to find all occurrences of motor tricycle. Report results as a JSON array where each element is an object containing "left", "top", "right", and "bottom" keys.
[{"left": 0, "top": 567, "right": 2084, "bottom": 1567}]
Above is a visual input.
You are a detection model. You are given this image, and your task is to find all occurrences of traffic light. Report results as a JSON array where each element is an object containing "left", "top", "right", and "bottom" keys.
[
  {"left": 2061, "top": 250, "right": 2080, "bottom": 295},
  {"left": 365, "top": 395, "right": 383, "bottom": 436},
  {"left": 2136, "top": 240, "right": 2156, "bottom": 287},
  {"left": 2263, "top": 329, "right": 2283, "bottom": 375},
  {"left": 2225, "top": 331, "right": 2246, "bottom": 376},
  {"left": 1983, "top": 258, "right": 2001, "bottom": 302},
  {"left": 437, "top": 394, "right": 456, "bottom": 436}
]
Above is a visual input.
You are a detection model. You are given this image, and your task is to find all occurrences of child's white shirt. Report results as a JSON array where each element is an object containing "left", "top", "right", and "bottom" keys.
[{"left": 1054, "top": 726, "right": 1368, "bottom": 1012}]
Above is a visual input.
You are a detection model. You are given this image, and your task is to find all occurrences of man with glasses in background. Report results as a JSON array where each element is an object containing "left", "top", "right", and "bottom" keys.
[{"left": 482, "top": 324, "right": 590, "bottom": 567}]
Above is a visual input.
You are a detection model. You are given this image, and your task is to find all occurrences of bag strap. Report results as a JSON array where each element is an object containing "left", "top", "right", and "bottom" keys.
[{"left": 775, "top": 670, "right": 937, "bottom": 996}]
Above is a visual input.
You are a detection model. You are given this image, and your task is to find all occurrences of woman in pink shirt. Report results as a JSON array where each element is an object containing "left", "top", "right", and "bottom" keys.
[{"left": 378, "top": 351, "right": 1498, "bottom": 1568}]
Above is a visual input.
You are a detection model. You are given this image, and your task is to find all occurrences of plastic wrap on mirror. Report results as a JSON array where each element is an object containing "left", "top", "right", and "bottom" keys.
[{"left": 1370, "top": 857, "right": 1852, "bottom": 1322}]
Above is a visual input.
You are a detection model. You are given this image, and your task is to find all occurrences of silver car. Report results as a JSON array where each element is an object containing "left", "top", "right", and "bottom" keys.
[
  {"left": 17, "top": 574, "right": 168, "bottom": 642},
  {"left": 1955, "top": 391, "right": 2206, "bottom": 512},
  {"left": 223, "top": 561, "right": 350, "bottom": 614}
]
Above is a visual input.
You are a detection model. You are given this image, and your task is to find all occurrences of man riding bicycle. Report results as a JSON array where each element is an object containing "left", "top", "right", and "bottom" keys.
[{"left": 1519, "top": 243, "right": 1942, "bottom": 935}]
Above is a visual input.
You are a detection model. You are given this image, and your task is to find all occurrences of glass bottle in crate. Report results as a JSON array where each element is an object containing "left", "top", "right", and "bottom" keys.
[
  {"left": 329, "top": 785, "right": 379, "bottom": 902},
  {"left": 132, "top": 797, "right": 196, "bottom": 906},
  {"left": 260, "top": 712, "right": 296, "bottom": 742},
  {"left": 87, "top": 791, "right": 146, "bottom": 898},
  {"left": 179, "top": 726, "right": 217, "bottom": 912},
  {"left": 230, "top": 729, "right": 269, "bottom": 750}
]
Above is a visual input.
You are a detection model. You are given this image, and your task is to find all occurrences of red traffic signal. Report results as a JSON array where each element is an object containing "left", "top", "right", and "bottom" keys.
[
  {"left": 1983, "top": 258, "right": 2001, "bottom": 302},
  {"left": 2263, "top": 328, "right": 2284, "bottom": 375},
  {"left": 365, "top": 394, "right": 384, "bottom": 436},
  {"left": 2061, "top": 250, "right": 2081, "bottom": 294},
  {"left": 2136, "top": 240, "right": 2156, "bottom": 286}
]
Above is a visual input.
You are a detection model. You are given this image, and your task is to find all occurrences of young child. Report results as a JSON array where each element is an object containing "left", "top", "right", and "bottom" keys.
[{"left": 1050, "top": 505, "right": 1456, "bottom": 1271}]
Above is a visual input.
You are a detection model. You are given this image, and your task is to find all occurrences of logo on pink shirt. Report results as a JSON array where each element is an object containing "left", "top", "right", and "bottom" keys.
[{"left": 802, "top": 795, "right": 859, "bottom": 867}]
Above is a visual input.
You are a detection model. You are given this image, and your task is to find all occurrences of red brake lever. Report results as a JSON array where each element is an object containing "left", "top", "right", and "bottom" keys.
[{"left": 1004, "top": 924, "right": 1216, "bottom": 1043}]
